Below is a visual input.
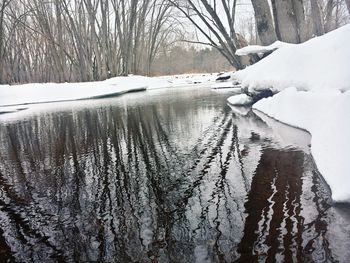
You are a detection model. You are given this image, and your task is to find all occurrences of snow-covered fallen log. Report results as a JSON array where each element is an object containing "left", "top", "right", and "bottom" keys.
[{"left": 235, "top": 41, "right": 293, "bottom": 56}]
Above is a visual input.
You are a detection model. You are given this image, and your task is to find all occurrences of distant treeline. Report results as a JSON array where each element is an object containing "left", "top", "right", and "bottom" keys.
[{"left": 152, "top": 46, "right": 232, "bottom": 76}]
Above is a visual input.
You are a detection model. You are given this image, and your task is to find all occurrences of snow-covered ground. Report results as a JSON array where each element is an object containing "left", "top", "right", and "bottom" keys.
[
  {"left": 162, "top": 73, "right": 218, "bottom": 86},
  {"left": 234, "top": 24, "right": 350, "bottom": 93},
  {"left": 0, "top": 76, "right": 160, "bottom": 107},
  {"left": 231, "top": 24, "right": 350, "bottom": 202},
  {"left": 0, "top": 73, "right": 217, "bottom": 111}
]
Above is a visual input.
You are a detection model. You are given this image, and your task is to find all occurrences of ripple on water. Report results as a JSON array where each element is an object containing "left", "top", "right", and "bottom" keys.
[{"left": 0, "top": 87, "right": 349, "bottom": 262}]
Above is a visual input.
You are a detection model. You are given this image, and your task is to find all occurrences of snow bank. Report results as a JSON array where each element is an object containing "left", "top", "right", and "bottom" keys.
[
  {"left": 233, "top": 25, "right": 350, "bottom": 202},
  {"left": 235, "top": 41, "right": 293, "bottom": 56},
  {"left": 254, "top": 88, "right": 350, "bottom": 202},
  {"left": 0, "top": 74, "right": 217, "bottom": 107},
  {"left": 234, "top": 24, "right": 350, "bottom": 92},
  {"left": 227, "top": 94, "right": 253, "bottom": 106},
  {"left": 0, "top": 75, "right": 170, "bottom": 107},
  {"left": 106, "top": 75, "right": 170, "bottom": 90}
]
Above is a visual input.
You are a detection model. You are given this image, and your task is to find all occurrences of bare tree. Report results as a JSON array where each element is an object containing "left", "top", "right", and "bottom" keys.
[
  {"left": 169, "top": 0, "right": 244, "bottom": 69},
  {"left": 0, "top": 0, "right": 180, "bottom": 83},
  {"left": 324, "top": 0, "right": 335, "bottom": 32},
  {"left": 0, "top": 0, "right": 12, "bottom": 83},
  {"left": 144, "top": 0, "right": 174, "bottom": 75}
]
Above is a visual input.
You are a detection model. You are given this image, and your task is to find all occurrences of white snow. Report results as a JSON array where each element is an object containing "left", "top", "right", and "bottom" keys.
[
  {"left": 234, "top": 24, "right": 350, "bottom": 93},
  {"left": 235, "top": 41, "right": 293, "bottom": 56},
  {"left": 253, "top": 88, "right": 350, "bottom": 202},
  {"left": 232, "top": 24, "right": 350, "bottom": 202},
  {"left": 227, "top": 94, "right": 253, "bottom": 106},
  {"left": 161, "top": 73, "right": 218, "bottom": 86},
  {"left": 0, "top": 74, "right": 217, "bottom": 108},
  {"left": 0, "top": 76, "right": 162, "bottom": 107}
]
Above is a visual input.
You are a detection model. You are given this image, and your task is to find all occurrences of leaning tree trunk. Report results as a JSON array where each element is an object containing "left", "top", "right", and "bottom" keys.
[{"left": 251, "top": 0, "right": 277, "bottom": 45}]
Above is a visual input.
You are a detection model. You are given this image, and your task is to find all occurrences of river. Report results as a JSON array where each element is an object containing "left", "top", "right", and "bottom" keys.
[{"left": 0, "top": 86, "right": 349, "bottom": 262}]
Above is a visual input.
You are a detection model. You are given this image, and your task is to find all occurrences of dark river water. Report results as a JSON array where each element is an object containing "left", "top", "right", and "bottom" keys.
[{"left": 0, "top": 87, "right": 349, "bottom": 263}]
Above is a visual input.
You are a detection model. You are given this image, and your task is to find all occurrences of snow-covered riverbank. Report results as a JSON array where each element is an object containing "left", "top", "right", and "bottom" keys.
[
  {"left": 231, "top": 24, "right": 350, "bottom": 202},
  {"left": 254, "top": 88, "right": 350, "bottom": 202},
  {"left": 0, "top": 73, "right": 217, "bottom": 112}
]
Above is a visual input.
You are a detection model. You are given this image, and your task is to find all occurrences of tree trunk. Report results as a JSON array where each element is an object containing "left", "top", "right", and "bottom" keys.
[
  {"left": 100, "top": 0, "right": 109, "bottom": 80},
  {"left": 271, "top": 0, "right": 281, "bottom": 40},
  {"left": 0, "top": 0, "right": 11, "bottom": 84},
  {"left": 310, "top": 0, "right": 325, "bottom": 36},
  {"left": 272, "top": 0, "right": 300, "bottom": 43},
  {"left": 251, "top": 0, "right": 277, "bottom": 45},
  {"left": 292, "top": 0, "right": 307, "bottom": 42},
  {"left": 0, "top": 13, "right": 4, "bottom": 84}
]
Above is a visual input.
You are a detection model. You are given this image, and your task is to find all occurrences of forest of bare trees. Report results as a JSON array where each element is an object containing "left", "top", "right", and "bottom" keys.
[
  {"left": 0, "top": 0, "right": 349, "bottom": 84},
  {"left": 0, "top": 0, "right": 180, "bottom": 83}
]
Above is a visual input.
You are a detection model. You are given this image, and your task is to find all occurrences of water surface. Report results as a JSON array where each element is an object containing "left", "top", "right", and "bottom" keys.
[{"left": 0, "top": 87, "right": 349, "bottom": 262}]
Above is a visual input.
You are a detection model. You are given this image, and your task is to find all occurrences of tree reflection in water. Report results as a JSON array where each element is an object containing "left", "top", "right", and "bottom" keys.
[{"left": 0, "top": 88, "right": 348, "bottom": 262}]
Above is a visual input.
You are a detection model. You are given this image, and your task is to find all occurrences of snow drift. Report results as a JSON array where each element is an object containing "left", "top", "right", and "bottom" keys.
[
  {"left": 0, "top": 76, "right": 166, "bottom": 107},
  {"left": 235, "top": 24, "right": 350, "bottom": 202},
  {"left": 0, "top": 74, "right": 216, "bottom": 109},
  {"left": 234, "top": 24, "right": 350, "bottom": 93}
]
